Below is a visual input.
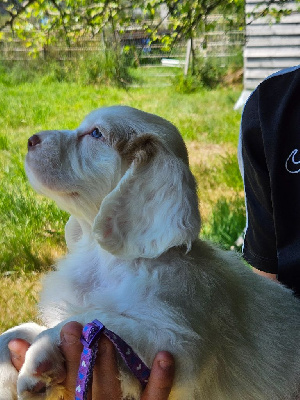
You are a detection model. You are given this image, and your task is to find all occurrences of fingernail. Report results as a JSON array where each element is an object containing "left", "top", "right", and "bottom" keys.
[
  {"left": 158, "top": 360, "right": 173, "bottom": 370},
  {"left": 62, "top": 332, "right": 80, "bottom": 345}
]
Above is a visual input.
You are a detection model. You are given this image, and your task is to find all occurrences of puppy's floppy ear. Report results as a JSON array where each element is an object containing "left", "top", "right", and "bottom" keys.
[{"left": 93, "top": 135, "right": 200, "bottom": 259}]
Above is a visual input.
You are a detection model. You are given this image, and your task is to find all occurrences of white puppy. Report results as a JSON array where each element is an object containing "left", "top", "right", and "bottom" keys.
[{"left": 0, "top": 106, "right": 299, "bottom": 400}]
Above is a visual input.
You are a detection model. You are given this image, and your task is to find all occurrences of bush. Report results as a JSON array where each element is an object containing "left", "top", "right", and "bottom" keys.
[
  {"left": 173, "top": 74, "right": 201, "bottom": 94},
  {"left": 174, "top": 59, "right": 227, "bottom": 93},
  {"left": 0, "top": 49, "right": 134, "bottom": 87},
  {"left": 195, "top": 57, "right": 226, "bottom": 89},
  {"left": 76, "top": 50, "right": 133, "bottom": 87},
  {"left": 174, "top": 50, "right": 243, "bottom": 93}
]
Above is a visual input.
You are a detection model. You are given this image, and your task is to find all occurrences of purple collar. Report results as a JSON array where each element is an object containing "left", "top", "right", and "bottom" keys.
[{"left": 75, "top": 319, "right": 151, "bottom": 399}]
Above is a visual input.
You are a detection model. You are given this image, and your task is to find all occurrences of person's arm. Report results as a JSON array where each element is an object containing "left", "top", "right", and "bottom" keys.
[
  {"left": 252, "top": 267, "right": 278, "bottom": 282},
  {"left": 239, "top": 88, "right": 279, "bottom": 277}
]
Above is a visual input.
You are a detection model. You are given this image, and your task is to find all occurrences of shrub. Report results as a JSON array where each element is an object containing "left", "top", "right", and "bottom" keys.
[
  {"left": 0, "top": 49, "right": 134, "bottom": 87},
  {"left": 195, "top": 57, "right": 226, "bottom": 89},
  {"left": 173, "top": 74, "right": 202, "bottom": 94},
  {"left": 76, "top": 50, "right": 133, "bottom": 87},
  {"left": 174, "top": 59, "right": 228, "bottom": 93},
  {"left": 174, "top": 49, "right": 243, "bottom": 93}
]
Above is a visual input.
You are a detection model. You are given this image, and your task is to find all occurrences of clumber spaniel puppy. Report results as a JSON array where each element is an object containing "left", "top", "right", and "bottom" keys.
[{"left": 0, "top": 106, "right": 299, "bottom": 400}]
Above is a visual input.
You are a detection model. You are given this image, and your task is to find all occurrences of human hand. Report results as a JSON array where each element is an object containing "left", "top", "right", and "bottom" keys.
[{"left": 8, "top": 321, "right": 175, "bottom": 400}]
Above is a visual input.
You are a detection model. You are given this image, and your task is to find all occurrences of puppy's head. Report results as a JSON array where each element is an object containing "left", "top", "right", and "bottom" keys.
[{"left": 26, "top": 106, "right": 201, "bottom": 259}]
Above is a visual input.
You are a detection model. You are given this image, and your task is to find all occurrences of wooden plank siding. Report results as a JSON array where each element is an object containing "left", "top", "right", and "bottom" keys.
[{"left": 244, "top": 0, "right": 300, "bottom": 90}]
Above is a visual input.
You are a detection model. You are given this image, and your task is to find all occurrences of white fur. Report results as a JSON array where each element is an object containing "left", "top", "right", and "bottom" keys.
[{"left": 0, "top": 106, "right": 299, "bottom": 399}]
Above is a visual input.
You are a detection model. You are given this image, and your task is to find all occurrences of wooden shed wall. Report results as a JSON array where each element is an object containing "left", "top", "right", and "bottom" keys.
[{"left": 244, "top": 0, "right": 300, "bottom": 90}]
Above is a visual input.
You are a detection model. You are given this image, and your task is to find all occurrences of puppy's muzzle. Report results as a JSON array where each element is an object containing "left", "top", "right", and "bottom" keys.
[{"left": 28, "top": 134, "right": 41, "bottom": 150}]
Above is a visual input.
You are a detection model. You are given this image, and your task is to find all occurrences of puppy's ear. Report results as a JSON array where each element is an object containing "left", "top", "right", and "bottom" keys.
[{"left": 93, "top": 135, "right": 200, "bottom": 259}]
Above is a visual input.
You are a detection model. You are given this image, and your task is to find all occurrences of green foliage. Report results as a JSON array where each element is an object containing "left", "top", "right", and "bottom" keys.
[
  {"left": 174, "top": 51, "right": 243, "bottom": 93},
  {"left": 0, "top": 0, "right": 244, "bottom": 59},
  {"left": 173, "top": 74, "right": 201, "bottom": 94},
  {"left": 195, "top": 58, "right": 226, "bottom": 89},
  {"left": 202, "top": 196, "right": 245, "bottom": 250},
  {"left": 247, "top": 1, "right": 298, "bottom": 24},
  {"left": 0, "top": 50, "right": 134, "bottom": 87},
  {"left": 161, "top": 0, "right": 244, "bottom": 41},
  {"left": 77, "top": 51, "right": 133, "bottom": 86},
  {"left": 218, "top": 0, "right": 245, "bottom": 29}
]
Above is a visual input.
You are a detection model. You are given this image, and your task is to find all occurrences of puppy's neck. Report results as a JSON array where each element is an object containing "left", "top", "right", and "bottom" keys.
[
  {"left": 65, "top": 215, "right": 119, "bottom": 263},
  {"left": 65, "top": 216, "right": 93, "bottom": 251}
]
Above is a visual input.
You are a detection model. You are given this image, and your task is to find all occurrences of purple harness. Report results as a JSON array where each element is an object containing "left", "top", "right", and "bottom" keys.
[{"left": 75, "top": 319, "right": 151, "bottom": 400}]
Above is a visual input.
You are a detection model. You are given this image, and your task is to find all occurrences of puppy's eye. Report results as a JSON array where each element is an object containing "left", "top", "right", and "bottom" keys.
[{"left": 90, "top": 128, "right": 103, "bottom": 139}]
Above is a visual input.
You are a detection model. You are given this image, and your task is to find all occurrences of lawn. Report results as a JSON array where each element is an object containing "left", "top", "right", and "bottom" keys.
[{"left": 0, "top": 69, "right": 245, "bottom": 330}]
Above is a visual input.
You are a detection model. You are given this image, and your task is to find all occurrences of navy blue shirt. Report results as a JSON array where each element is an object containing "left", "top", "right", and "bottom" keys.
[{"left": 239, "top": 65, "right": 300, "bottom": 297}]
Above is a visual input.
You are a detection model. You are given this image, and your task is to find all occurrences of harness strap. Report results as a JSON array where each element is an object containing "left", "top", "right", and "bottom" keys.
[{"left": 75, "top": 319, "right": 151, "bottom": 400}]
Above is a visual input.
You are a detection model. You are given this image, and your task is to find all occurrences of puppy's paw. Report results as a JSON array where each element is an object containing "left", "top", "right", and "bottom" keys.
[
  {"left": 17, "top": 330, "right": 67, "bottom": 399},
  {"left": 0, "top": 323, "right": 45, "bottom": 400}
]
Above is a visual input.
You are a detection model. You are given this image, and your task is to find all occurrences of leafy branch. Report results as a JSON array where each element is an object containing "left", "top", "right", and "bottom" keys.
[{"left": 0, "top": 0, "right": 38, "bottom": 31}]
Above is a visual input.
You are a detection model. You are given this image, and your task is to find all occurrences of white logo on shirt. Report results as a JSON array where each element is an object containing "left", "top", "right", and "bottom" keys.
[{"left": 285, "top": 149, "right": 300, "bottom": 173}]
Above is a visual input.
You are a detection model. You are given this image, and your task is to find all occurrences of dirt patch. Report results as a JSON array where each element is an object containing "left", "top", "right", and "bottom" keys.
[
  {"left": 185, "top": 141, "right": 242, "bottom": 222},
  {"left": 224, "top": 68, "right": 243, "bottom": 86},
  {"left": 186, "top": 141, "right": 236, "bottom": 168}
]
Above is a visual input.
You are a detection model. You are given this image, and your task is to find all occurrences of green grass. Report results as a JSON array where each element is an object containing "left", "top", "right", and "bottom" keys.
[
  {"left": 202, "top": 196, "right": 245, "bottom": 249},
  {"left": 0, "top": 275, "right": 41, "bottom": 331},
  {"left": 0, "top": 67, "right": 244, "bottom": 275},
  {"left": 0, "top": 80, "right": 240, "bottom": 141}
]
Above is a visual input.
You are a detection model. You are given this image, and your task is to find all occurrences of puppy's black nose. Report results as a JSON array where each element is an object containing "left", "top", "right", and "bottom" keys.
[{"left": 28, "top": 134, "right": 41, "bottom": 149}]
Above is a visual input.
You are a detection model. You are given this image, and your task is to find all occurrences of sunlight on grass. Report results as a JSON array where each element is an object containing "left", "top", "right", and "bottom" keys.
[
  {"left": 187, "top": 141, "right": 245, "bottom": 247},
  {"left": 0, "top": 274, "right": 41, "bottom": 332}
]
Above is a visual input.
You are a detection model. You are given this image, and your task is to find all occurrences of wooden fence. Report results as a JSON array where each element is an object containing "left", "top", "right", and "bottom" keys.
[{"left": 0, "top": 30, "right": 244, "bottom": 68}]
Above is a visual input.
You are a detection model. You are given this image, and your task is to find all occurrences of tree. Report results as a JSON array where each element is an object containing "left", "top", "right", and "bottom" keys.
[
  {"left": 1, "top": 1, "right": 130, "bottom": 52},
  {"left": 0, "top": 0, "right": 245, "bottom": 74},
  {"left": 1, "top": 0, "right": 298, "bottom": 52},
  {"left": 152, "top": 0, "right": 245, "bottom": 73},
  {"left": 2, "top": 0, "right": 298, "bottom": 77}
]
